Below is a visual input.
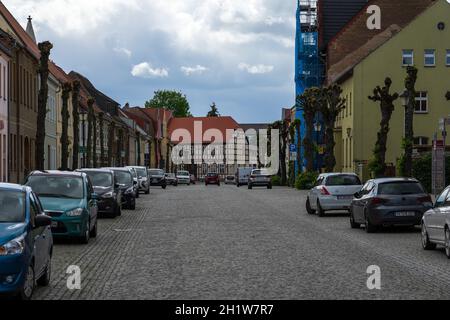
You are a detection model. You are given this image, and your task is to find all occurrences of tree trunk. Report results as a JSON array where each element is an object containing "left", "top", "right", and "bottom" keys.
[
  {"left": 60, "top": 82, "right": 71, "bottom": 170},
  {"left": 304, "top": 111, "right": 315, "bottom": 172},
  {"left": 99, "top": 113, "right": 105, "bottom": 167},
  {"left": 71, "top": 81, "right": 81, "bottom": 170},
  {"left": 117, "top": 128, "right": 123, "bottom": 167},
  {"left": 92, "top": 114, "right": 97, "bottom": 168},
  {"left": 86, "top": 98, "right": 95, "bottom": 168},
  {"left": 108, "top": 122, "right": 115, "bottom": 166},
  {"left": 35, "top": 41, "right": 53, "bottom": 170},
  {"left": 137, "top": 132, "right": 141, "bottom": 166},
  {"left": 323, "top": 119, "right": 336, "bottom": 173},
  {"left": 403, "top": 66, "right": 418, "bottom": 177},
  {"left": 296, "top": 121, "right": 302, "bottom": 174}
]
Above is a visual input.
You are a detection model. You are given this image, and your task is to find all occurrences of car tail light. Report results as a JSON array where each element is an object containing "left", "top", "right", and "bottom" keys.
[
  {"left": 418, "top": 195, "right": 432, "bottom": 204},
  {"left": 371, "top": 197, "right": 387, "bottom": 205},
  {"left": 320, "top": 187, "right": 330, "bottom": 196}
]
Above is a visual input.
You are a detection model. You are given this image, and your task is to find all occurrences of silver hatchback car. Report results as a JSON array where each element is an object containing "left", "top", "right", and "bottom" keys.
[
  {"left": 306, "top": 173, "right": 363, "bottom": 217},
  {"left": 422, "top": 185, "right": 450, "bottom": 258}
]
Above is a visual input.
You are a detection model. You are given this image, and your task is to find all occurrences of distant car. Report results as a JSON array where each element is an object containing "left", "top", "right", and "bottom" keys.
[
  {"left": 350, "top": 178, "right": 432, "bottom": 233},
  {"left": 0, "top": 184, "right": 53, "bottom": 300},
  {"left": 236, "top": 167, "right": 253, "bottom": 187},
  {"left": 177, "top": 170, "right": 191, "bottom": 185},
  {"left": 165, "top": 173, "right": 178, "bottom": 186},
  {"left": 421, "top": 185, "right": 450, "bottom": 258},
  {"left": 190, "top": 174, "right": 196, "bottom": 185},
  {"left": 25, "top": 171, "right": 98, "bottom": 244},
  {"left": 127, "top": 166, "right": 150, "bottom": 195},
  {"left": 225, "top": 175, "right": 236, "bottom": 185},
  {"left": 149, "top": 169, "right": 167, "bottom": 189},
  {"left": 307, "top": 173, "right": 363, "bottom": 217},
  {"left": 205, "top": 173, "right": 220, "bottom": 186},
  {"left": 104, "top": 168, "right": 137, "bottom": 210},
  {"left": 78, "top": 169, "right": 122, "bottom": 218},
  {"left": 127, "top": 167, "right": 140, "bottom": 199},
  {"left": 248, "top": 169, "right": 272, "bottom": 190}
]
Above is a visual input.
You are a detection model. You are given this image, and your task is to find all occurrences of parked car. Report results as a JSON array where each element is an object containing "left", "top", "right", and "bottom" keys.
[
  {"left": 25, "top": 171, "right": 98, "bottom": 244},
  {"left": 421, "top": 185, "right": 450, "bottom": 258},
  {"left": 104, "top": 168, "right": 137, "bottom": 210},
  {"left": 307, "top": 173, "right": 363, "bottom": 217},
  {"left": 165, "top": 173, "right": 178, "bottom": 186},
  {"left": 236, "top": 167, "right": 253, "bottom": 187},
  {"left": 149, "top": 169, "right": 167, "bottom": 189},
  {"left": 0, "top": 184, "right": 53, "bottom": 300},
  {"left": 177, "top": 170, "right": 191, "bottom": 185},
  {"left": 127, "top": 166, "right": 150, "bottom": 195},
  {"left": 205, "top": 173, "right": 220, "bottom": 186},
  {"left": 248, "top": 169, "right": 272, "bottom": 190},
  {"left": 127, "top": 167, "right": 140, "bottom": 199},
  {"left": 350, "top": 178, "right": 432, "bottom": 233},
  {"left": 78, "top": 169, "right": 122, "bottom": 218},
  {"left": 190, "top": 174, "right": 196, "bottom": 185},
  {"left": 225, "top": 175, "right": 236, "bottom": 185}
]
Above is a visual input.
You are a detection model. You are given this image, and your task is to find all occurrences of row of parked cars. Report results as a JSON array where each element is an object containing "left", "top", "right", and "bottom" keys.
[
  {"left": 0, "top": 165, "right": 158, "bottom": 300},
  {"left": 306, "top": 173, "right": 450, "bottom": 259}
]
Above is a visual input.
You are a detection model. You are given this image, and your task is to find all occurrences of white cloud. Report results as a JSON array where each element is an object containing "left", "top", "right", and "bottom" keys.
[
  {"left": 114, "top": 47, "right": 132, "bottom": 58},
  {"left": 238, "top": 63, "right": 274, "bottom": 74},
  {"left": 131, "top": 62, "right": 168, "bottom": 78},
  {"left": 180, "top": 65, "right": 208, "bottom": 76}
]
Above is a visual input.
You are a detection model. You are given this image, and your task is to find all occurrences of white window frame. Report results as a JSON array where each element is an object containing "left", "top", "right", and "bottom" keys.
[
  {"left": 413, "top": 136, "right": 429, "bottom": 146},
  {"left": 414, "top": 92, "right": 428, "bottom": 114},
  {"left": 424, "top": 49, "right": 435, "bottom": 67},
  {"left": 402, "top": 49, "right": 414, "bottom": 66}
]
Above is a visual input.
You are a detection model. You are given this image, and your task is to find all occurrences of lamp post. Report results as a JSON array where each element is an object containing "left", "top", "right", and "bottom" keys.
[{"left": 80, "top": 109, "right": 87, "bottom": 168}]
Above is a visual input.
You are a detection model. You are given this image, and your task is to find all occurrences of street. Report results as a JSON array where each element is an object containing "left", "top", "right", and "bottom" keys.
[{"left": 34, "top": 185, "right": 450, "bottom": 300}]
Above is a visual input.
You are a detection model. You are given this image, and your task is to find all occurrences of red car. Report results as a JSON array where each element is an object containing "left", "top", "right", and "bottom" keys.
[{"left": 205, "top": 173, "right": 220, "bottom": 186}]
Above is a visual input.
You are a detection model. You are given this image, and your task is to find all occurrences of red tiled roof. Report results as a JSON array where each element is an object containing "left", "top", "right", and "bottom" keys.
[
  {"left": 49, "top": 62, "right": 70, "bottom": 83},
  {"left": 169, "top": 116, "right": 240, "bottom": 144}
]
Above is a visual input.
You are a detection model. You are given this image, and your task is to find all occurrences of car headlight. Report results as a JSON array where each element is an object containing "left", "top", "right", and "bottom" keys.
[
  {"left": 66, "top": 208, "right": 84, "bottom": 217},
  {"left": 0, "top": 234, "right": 26, "bottom": 256},
  {"left": 102, "top": 192, "right": 114, "bottom": 199}
]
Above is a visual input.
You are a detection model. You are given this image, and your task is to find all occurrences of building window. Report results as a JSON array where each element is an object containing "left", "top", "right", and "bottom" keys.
[
  {"left": 424, "top": 49, "right": 435, "bottom": 67},
  {"left": 446, "top": 50, "right": 450, "bottom": 66},
  {"left": 414, "top": 92, "right": 428, "bottom": 113},
  {"left": 402, "top": 49, "right": 414, "bottom": 66},
  {"left": 413, "top": 137, "right": 429, "bottom": 146}
]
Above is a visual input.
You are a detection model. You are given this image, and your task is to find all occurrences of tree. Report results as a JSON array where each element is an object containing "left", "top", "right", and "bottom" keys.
[
  {"left": 207, "top": 103, "right": 220, "bottom": 117},
  {"left": 292, "top": 119, "right": 302, "bottom": 174},
  {"left": 368, "top": 78, "right": 399, "bottom": 177},
  {"left": 297, "top": 88, "right": 318, "bottom": 172},
  {"left": 403, "top": 66, "right": 418, "bottom": 177},
  {"left": 35, "top": 41, "right": 53, "bottom": 170},
  {"left": 71, "top": 80, "right": 81, "bottom": 170},
  {"left": 98, "top": 113, "right": 105, "bottom": 167},
  {"left": 86, "top": 98, "right": 95, "bottom": 168},
  {"left": 117, "top": 127, "right": 123, "bottom": 167},
  {"left": 60, "top": 82, "right": 72, "bottom": 170},
  {"left": 272, "top": 120, "right": 289, "bottom": 186},
  {"left": 145, "top": 90, "right": 191, "bottom": 117},
  {"left": 108, "top": 121, "right": 115, "bottom": 166},
  {"left": 136, "top": 132, "right": 141, "bottom": 166},
  {"left": 446, "top": 91, "right": 450, "bottom": 101},
  {"left": 321, "top": 85, "right": 346, "bottom": 173},
  {"left": 92, "top": 111, "right": 98, "bottom": 168}
]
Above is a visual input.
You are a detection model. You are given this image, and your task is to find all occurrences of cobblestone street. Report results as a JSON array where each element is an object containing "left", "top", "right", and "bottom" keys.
[{"left": 34, "top": 185, "right": 450, "bottom": 300}]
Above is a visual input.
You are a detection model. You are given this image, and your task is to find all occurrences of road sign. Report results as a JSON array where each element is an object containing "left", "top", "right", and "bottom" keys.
[
  {"left": 432, "top": 139, "right": 445, "bottom": 195},
  {"left": 290, "top": 152, "right": 297, "bottom": 161},
  {"left": 290, "top": 144, "right": 297, "bottom": 153}
]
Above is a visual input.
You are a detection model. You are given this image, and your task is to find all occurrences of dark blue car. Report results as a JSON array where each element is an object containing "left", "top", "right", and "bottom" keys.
[{"left": 0, "top": 183, "right": 53, "bottom": 300}]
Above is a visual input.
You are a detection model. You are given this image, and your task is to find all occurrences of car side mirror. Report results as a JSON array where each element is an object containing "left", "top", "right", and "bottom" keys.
[
  {"left": 91, "top": 193, "right": 99, "bottom": 200},
  {"left": 134, "top": 181, "right": 138, "bottom": 185},
  {"left": 35, "top": 215, "right": 52, "bottom": 228},
  {"left": 115, "top": 183, "right": 120, "bottom": 189},
  {"left": 354, "top": 192, "right": 361, "bottom": 199}
]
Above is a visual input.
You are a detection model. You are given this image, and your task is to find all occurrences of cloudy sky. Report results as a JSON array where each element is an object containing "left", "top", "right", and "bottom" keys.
[{"left": 4, "top": 0, "right": 297, "bottom": 123}]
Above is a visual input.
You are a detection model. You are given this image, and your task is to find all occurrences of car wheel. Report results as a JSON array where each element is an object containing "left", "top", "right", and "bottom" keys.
[
  {"left": 317, "top": 200, "right": 325, "bottom": 217},
  {"left": 80, "top": 221, "right": 90, "bottom": 244},
  {"left": 268, "top": 184, "right": 272, "bottom": 190},
  {"left": 145, "top": 189, "right": 150, "bottom": 195},
  {"left": 37, "top": 259, "right": 51, "bottom": 287},
  {"left": 162, "top": 185, "right": 167, "bottom": 190},
  {"left": 306, "top": 198, "right": 316, "bottom": 215},
  {"left": 90, "top": 219, "right": 98, "bottom": 238},
  {"left": 349, "top": 209, "right": 360, "bottom": 229},
  {"left": 135, "top": 192, "right": 140, "bottom": 199},
  {"left": 130, "top": 199, "right": 136, "bottom": 210},
  {"left": 421, "top": 223, "right": 436, "bottom": 250},
  {"left": 365, "top": 212, "right": 377, "bottom": 234},
  {"left": 19, "top": 264, "right": 35, "bottom": 300},
  {"left": 248, "top": 184, "right": 253, "bottom": 190},
  {"left": 237, "top": 184, "right": 240, "bottom": 188},
  {"left": 445, "top": 227, "right": 450, "bottom": 259},
  {"left": 115, "top": 204, "right": 122, "bottom": 217}
]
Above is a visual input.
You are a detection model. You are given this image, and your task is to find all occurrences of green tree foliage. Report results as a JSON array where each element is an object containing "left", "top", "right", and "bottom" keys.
[
  {"left": 297, "top": 88, "right": 319, "bottom": 172},
  {"left": 295, "top": 172, "right": 319, "bottom": 190},
  {"left": 207, "top": 102, "right": 220, "bottom": 117},
  {"left": 403, "top": 66, "right": 418, "bottom": 177},
  {"left": 71, "top": 81, "right": 81, "bottom": 170},
  {"left": 145, "top": 90, "right": 191, "bottom": 118}
]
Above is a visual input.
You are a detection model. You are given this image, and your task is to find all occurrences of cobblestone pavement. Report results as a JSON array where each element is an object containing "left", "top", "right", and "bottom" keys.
[{"left": 34, "top": 185, "right": 450, "bottom": 300}]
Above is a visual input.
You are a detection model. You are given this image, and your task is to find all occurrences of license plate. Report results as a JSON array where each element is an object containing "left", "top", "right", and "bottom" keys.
[
  {"left": 395, "top": 212, "right": 416, "bottom": 217},
  {"left": 51, "top": 221, "right": 58, "bottom": 228},
  {"left": 338, "top": 195, "right": 353, "bottom": 200}
]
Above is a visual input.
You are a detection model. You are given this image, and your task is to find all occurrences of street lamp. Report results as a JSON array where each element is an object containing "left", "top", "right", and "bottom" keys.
[{"left": 400, "top": 90, "right": 409, "bottom": 107}]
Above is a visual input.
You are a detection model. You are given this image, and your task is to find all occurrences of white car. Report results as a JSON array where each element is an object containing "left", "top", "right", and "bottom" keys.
[
  {"left": 306, "top": 173, "right": 363, "bottom": 217},
  {"left": 422, "top": 185, "right": 450, "bottom": 258},
  {"left": 177, "top": 170, "right": 191, "bottom": 185}
]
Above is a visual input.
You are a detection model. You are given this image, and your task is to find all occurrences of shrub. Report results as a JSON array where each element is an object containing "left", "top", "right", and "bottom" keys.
[
  {"left": 295, "top": 172, "right": 318, "bottom": 190},
  {"left": 271, "top": 175, "right": 282, "bottom": 186}
]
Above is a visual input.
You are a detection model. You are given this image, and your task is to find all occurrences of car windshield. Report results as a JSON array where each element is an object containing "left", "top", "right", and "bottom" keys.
[
  {"left": 135, "top": 168, "right": 147, "bottom": 178},
  {"left": 178, "top": 171, "right": 189, "bottom": 176},
  {"left": 85, "top": 172, "right": 113, "bottom": 187},
  {"left": 115, "top": 171, "right": 133, "bottom": 185},
  {"left": 378, "top": 182, "right": 425, "bottom": 195},
  {"left": 252, "top": 170, "right": 269, "bottom": 176},
  {"left": 207, "top": 173, "right": 217, "bottom": 177},
  {"left": 166, "top": 174, "right": 175, "bottom": 178},
  {"left": 27, "top": 176, "right": 84, "bottom": 199},
  {"left": 326, "top": 175, "right": 361, "bottom": 186},
  {"left": 149, "top": 170, "right": 164, "bottom": 176},
  {"left": 0, "top": 190, "right": 26, "bottom": 223}
]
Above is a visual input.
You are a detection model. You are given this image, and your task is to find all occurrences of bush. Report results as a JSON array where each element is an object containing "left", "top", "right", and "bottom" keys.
[
  {"left": 410, "top": 153, "right": 450, "bottom": 194},
  {"left": 295, "top": 172, "right": 318, "bottom": 190},
  {"left": 271, "top": 175, "right": 282, "bottom": 186}
]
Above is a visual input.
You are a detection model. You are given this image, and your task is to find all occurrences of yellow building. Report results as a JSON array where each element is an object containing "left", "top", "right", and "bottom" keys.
[{"left": 330, "top": 0, "right": 450, "bottom": 181}]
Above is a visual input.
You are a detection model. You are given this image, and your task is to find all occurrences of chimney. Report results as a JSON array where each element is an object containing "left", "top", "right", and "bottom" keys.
[{"left": 26, "top": 16, "right": 36, "bottom": 43}]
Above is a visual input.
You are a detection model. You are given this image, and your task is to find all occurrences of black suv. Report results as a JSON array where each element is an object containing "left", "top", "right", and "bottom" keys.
[
  {"left": 103, "top": 168, "right": 137, "bottom": 210},
  {"left": 149, "top": 169, "right": 167, "bottom": 189}
]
